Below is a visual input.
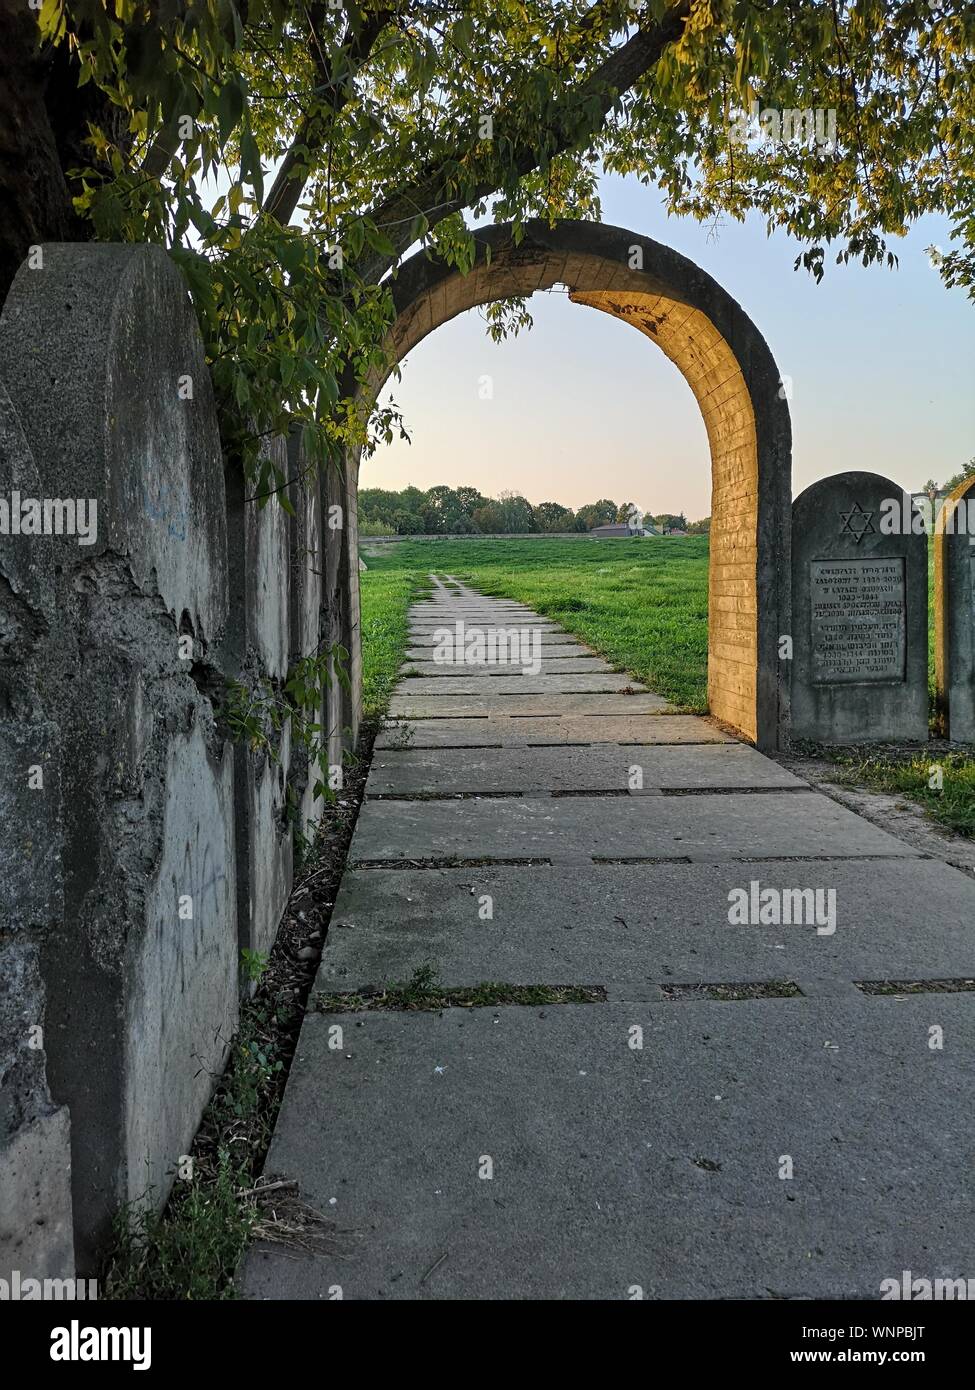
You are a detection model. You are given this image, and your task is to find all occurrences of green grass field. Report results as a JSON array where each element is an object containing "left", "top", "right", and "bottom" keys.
[
  {"left": 358, "top": 565, "right": 432, "bottom": 719},
  {"left": 361, "top": 534, "right": 944, "bottom": 710},
  {"left": 360, "top": 535, "right": 710, "bottom": 710},
  {"left": 358, "top": 534, "right": 974, "bottom": 836}
]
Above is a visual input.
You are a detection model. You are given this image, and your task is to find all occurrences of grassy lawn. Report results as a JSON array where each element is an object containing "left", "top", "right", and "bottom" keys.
[
  {"left": 358, "top": 534, "right": 975, "bottom": 838},
  {"left": 358, "top": 566, "right": 431, "bottom": 719},
  {"left": 359, "top": 535, "right": 710, "bottom": 711},
  {"left": 822, "top": 750, "right": 975, "bottom": 838}
]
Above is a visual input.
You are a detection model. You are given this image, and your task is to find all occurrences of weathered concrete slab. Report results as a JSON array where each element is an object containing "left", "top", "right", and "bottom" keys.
[
  {"left": 0, "top": 243, "right": 242, "bottom": 1271},
  {"left": 412, "top": 611, "right": 540, "bottom": 620},
  {"left": 394, "top": 673, "right": 643, "bottom": 696},
  {"left": 350, "top": 791, "right": 917, "bottom": 863},
  {"left": 248, "top": 576, "right": 975, "bottom": 1305},
  {"left": 375, "top": 715, "right": 732, "bottom": 748},
  {"left": 409, "top": 624, "right": 563, "bottom": 636},
  {"left": 320, "top": 448, "right": 362, "bottom": 765},
  {"left": 367, "top": 743, "right": 805, "bottom": 796},
  {"left": 412, "top": 602, "right": 545, "bottom": 610},
  {"left": 224, "top": 437, "right": 293, "bottom": 961},
  {"left": 388, "top": 692, "right": 671, "bottom": 718},
  {"left": 235, "top": 721, "right": 293, "bottom": 962},
  {"left": 935, "top": 474, "right": 975, "bottom": 739},
  {"left": 0, "top": 714, "right": 75, "bottom": 1287},
  {"left": 409, "top": 610, "right": 576, "bottom": 622},
  {"left": 376, "top": 719, "right": 502, "bottom": 748},
  {"left": 243, "top": 996, "right": 975, "bottom": 1299},
  {"left": 411, "top": 609, "right": 540, "bottom": 621},
  {"left": 405, "top": 643, "right": 595, "bottom": 660},
  {"left": 412, "top": 599, "right": 534, "bottom": 609},
  {"left": 0, "top": 1109, "right": 75, "bottom": 1283},
  {"left": 287, "top": 437, "right": 326, "bottom": 836},
  {"left": 319, "top": 859, "right": 975, "bottom": 989},
  {"left": 400, "top": 658, "right": 613, "bottom": 675}
]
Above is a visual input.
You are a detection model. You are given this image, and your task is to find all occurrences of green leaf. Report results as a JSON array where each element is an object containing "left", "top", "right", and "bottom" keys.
[
  {"left": 279, "top": 238, "right": 306, "bottom": 274},
  {"left": 364, "top": 224, "right": 396, "bottom": 256},
  {"left": 217, "top": 76, "right": 246, "bottom": 146},
  {"left": 454, "top": 15, "right": 474, "bottom": 53},
  {"left": 239, "top": 126, "right": 264, "bottom": 204}
]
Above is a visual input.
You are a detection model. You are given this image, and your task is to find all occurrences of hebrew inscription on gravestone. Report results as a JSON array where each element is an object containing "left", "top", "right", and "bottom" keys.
[{"left": 809, "top": 557, "right": 905, "bottom": 683}]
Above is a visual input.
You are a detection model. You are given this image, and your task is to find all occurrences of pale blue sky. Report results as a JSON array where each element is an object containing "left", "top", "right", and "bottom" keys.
[{"left": 365, "top": 173, "right": 975, "bottom": 522}]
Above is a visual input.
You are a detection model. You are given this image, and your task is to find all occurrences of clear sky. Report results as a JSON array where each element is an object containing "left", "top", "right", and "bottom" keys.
[{"left": 363, "top": 173, "right": 975, "bottom": 522}]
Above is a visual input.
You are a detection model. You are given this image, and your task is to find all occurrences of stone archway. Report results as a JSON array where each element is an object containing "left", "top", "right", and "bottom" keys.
[{"left": 356, "top": 220, "right": 791, "bottom": 750}]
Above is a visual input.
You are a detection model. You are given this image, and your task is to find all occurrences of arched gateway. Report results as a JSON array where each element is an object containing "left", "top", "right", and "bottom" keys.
[{"left": 355, "top": 220, "right": 791, "bottom": 750}]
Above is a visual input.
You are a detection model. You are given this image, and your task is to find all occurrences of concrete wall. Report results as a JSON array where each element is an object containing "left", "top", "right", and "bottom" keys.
[
  {"left": 0, "top": 245, "right": 350, "bottom": 1276},
  {"left": 0, "top": 377, "right": 75, "bottom": 1279},
  {"left": 935, "top": 475, "right": 975, "bottom": 740},
  {"left": 222, "top": 439, "right": 293, "bottom": 965},
  {"left": 322, "top": 449, "right": 362, "bottom": 771}
]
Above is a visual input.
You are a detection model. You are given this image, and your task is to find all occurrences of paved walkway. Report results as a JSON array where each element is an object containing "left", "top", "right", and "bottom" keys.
[{"left": 244, "top": 579, "right": 975, "bottom": 1300}]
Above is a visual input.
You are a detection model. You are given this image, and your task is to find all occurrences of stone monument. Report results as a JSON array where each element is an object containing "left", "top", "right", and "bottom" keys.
[{"left": 791, "top": 471, "right": 927, "bottom": 743}]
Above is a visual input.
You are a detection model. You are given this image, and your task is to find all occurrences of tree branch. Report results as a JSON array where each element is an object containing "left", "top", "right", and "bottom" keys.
[
  {"left": 262, "top": 4, "right": 395, "bottom": 225},
  {"left": 356, "top": 0, "right": 691, "bottom": 283}
]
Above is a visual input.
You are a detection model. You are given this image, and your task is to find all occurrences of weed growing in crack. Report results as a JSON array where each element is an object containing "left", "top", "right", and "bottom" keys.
[{"left": 317, "top": 966, "right": 606, "bottom": 1014}]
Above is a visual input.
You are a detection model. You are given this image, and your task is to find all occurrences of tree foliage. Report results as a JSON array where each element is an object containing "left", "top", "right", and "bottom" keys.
[
  {"left": 940, "top": 456, "right": 975, "bottom": 494},
  {"left": 9, "top": 1, "right": 973, "bottom": 500},
  {"left": 360, "top": 483, "right": 670, "bottom": 533}
]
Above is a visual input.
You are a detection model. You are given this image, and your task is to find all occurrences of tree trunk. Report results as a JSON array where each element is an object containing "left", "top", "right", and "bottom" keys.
[{"left": 0, "top": 2, "right": 101, "bottom": 303}]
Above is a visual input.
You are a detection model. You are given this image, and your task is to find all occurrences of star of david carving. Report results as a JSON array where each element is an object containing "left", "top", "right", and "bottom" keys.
[{"left": 839, "top": 500, "right": 875, "bottom": 543}]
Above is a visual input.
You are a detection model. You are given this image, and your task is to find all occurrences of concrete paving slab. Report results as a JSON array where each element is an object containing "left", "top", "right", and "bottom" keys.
[
  {"left": 350, "top": 791, "right": 919, "bottom": 863},
  {"left": 387, "top": 692, "right": 672, "bottom": 718},
  {"left": 250, "top": 581, "right": 975, "bottom": 1303},
  {"left": 366, "top": 743, "right": 806, "bottom": 795},
  {"left": 242, "top": 996, "right": 975, "bottom": 1300},
  {"left": 393, "top": 673, "right": 645, "bottom": 696},
  {"left": 411, "top": 608, "right": 540, "bottom": 619},
  {"left": 408, "top": 625, "right": 564, "bottom": 638},
  {"left": 409, "top": 610, "right": 532, "bottom": 615},
  {"left": 411, "top": 616, "right": 543, "bottom": 625},
  {"left": 374, "top": 715, "right": 733, "bottom": 748},
  {"left": 410, "top": 621, "right": 564, "bottom": 630},
  {"left": 400, "top": 658, "right": 614, "bottom": 675},
  {"left": 376, "top": 719, "right": 502, "bottom": 748},
  {"left": 405, "top": 644, "right": 596, "bottom": 660},
  {"left": 319, "top": 860, "right": 975, "bottom": 988},
  {"left": 410, "top": 603, "right": 554, "bottom": 612},
  {"left": 412, "top": 605, "right": 536, "bottom": 613}
]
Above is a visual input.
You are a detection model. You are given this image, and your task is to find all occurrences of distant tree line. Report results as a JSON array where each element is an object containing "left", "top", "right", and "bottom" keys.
[
  {"left": 359, "top": 484, "right": 711, "bottom": 536},
  {"left": 921, "top": 458, "right": 975, "bottom": 500}
]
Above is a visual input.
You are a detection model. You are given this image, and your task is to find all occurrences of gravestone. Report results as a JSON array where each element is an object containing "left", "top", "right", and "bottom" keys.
[
  {"left": 935, "top": 474, "right": 975, "bottom": 740},
  {"left": 791, "top": 472, "right": 927, "bottom": 743}
]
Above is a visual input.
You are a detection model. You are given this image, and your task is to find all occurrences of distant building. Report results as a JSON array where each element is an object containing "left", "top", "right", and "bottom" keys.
[{"left": 590, "top": 523, "right": 649, "bottom": 538}]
